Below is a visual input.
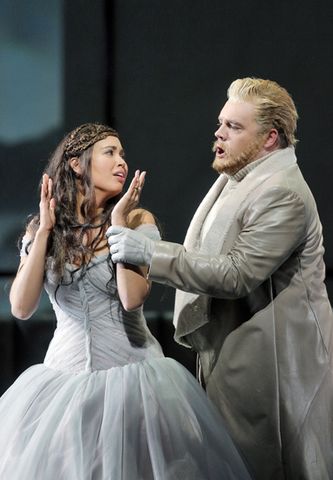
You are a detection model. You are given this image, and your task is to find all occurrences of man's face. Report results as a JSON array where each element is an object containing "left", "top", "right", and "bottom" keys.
[{"left": 212, "top": 100, "right": 266, "bottom": 175}]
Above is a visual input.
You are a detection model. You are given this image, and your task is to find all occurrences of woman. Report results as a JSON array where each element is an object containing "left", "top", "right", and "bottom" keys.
[{"left": 1, "top": 123, "right": 253, "bottom": 479}]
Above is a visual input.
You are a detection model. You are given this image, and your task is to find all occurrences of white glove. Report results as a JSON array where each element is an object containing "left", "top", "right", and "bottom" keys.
[{"left": 106, "top": 225, "right": 157, "bottom": 265}]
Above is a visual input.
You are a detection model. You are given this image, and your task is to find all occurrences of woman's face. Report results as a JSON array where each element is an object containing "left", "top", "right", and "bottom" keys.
[{"left": 90, "top": 136, "right": 128, "bottom": 206}]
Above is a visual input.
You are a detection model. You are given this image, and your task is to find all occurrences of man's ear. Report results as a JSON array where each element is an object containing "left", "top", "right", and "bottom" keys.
[
  {"left": 263, "top": 128, "right": 279, "bottom": 149},
  {"left": 70, "top": 157, "right": 82, "bottom": 176}
]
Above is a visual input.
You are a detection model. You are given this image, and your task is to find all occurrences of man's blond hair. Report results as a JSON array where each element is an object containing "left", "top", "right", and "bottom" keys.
[{"left": 227, "top": 77, "right": 298, "bottom": 147}]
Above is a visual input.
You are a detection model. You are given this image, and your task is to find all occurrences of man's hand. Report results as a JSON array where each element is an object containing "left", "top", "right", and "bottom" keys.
[{"left": 106, "top": 226, "right": 155, "bottom": 265}]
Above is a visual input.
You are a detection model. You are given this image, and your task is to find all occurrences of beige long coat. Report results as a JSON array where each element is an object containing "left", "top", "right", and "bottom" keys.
[{"left": 149, "top": 147, "right": 333, "bottom": 480}]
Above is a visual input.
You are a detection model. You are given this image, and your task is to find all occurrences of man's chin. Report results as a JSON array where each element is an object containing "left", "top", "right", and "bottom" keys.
[
  {"left": 212, "top": 157, "right": 238, "bottom": 175},
  {"left": 212, "top": 156, "right": 227, "bottom": 174},
  {"left": 212, "top": 158, "right": 220, "bottom": 173}
]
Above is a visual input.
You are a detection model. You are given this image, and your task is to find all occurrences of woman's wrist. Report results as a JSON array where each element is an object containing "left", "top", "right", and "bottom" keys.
[
  {"left": 35, "top": 228, "right": 52, "bottom": 241},
  {"left": 111, "top": 214, "right": 127, "bottom": 227}
]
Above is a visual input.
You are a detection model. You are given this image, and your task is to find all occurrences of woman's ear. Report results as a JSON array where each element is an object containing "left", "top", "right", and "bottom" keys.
[{"left": 70, "top": 157, "right": 82, "bottom": 176}]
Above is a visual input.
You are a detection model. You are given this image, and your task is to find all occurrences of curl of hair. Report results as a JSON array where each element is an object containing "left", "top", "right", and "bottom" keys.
[
  {"left": 227, "top": 77, "right": 298, "bottom": 148},
  {"left": 25, "top": 123, "right": 122, "bottom": 287}
]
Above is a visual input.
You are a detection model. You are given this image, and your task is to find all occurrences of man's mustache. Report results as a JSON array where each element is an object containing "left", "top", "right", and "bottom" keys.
[{"left": 212, "top": 140, "right": 231, "bottom": 156}]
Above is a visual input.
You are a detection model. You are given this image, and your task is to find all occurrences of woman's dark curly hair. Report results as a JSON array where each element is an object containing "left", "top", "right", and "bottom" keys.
[{"left": 26, "top": 123, "right": 122, "bottom": 283}]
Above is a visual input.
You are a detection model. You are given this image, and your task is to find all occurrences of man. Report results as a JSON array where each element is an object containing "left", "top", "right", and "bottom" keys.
[{"left": 108, "top": 78, "right": 333, "bottom": 479}]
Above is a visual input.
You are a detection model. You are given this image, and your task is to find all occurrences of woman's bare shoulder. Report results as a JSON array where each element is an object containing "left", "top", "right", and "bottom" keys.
[{"left": 127, "top": 208, "right": 155, "bottom": 229}]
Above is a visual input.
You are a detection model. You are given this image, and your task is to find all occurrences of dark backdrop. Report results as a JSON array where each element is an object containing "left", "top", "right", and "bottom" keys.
[{"left": 111, "top": 0, "right": 333, "bottom": 311}]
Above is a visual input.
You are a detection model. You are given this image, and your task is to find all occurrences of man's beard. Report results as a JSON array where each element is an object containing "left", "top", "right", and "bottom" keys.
[{"left": 212, "top": 135, "right": 265, "bottom": 175}]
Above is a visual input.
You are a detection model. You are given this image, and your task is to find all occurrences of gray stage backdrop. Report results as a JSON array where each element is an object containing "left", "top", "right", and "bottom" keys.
[{"left": 1, "top": 0, "right": 332, "bottom": 316}]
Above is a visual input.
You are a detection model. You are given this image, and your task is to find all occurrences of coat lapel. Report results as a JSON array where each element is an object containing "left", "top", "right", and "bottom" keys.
[
  {"left": 201, "top": 147, "right": 297, "bottom": 256},
  {"left": 183, "top": 174, "right": 228, "bottom": 252}
]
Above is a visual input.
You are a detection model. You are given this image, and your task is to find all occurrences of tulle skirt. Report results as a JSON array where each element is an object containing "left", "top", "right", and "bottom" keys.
[{"left": 0, "top": 357, "right": 252, "bottom": 480}]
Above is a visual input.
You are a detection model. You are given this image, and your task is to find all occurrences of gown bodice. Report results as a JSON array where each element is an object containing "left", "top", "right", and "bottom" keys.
[{"left": 43, "top": 253, "right": 164, "bottom": 373}]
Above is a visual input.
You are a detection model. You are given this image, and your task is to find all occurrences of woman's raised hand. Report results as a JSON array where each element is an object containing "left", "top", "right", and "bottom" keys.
[
  {"left": 39, "top": 174, "right": 56, "bottom": 233},
  {"left": 111, "top": 170, "right": 146, "bottom": 226}
]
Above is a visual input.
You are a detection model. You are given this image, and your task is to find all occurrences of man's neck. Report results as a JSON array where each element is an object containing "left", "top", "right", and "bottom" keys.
[{"left": 226, "top": 148, "right": 282, "bottom": 183}]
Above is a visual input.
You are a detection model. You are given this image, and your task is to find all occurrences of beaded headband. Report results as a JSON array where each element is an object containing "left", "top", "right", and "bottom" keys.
[{"left": 64, "top": 123, "right": 118, "bottom": 158}]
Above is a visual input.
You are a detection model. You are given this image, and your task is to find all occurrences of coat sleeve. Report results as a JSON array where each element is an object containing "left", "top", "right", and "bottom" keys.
[{"left": 148, "top": 186, "right": 307, "bottom": 299}]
